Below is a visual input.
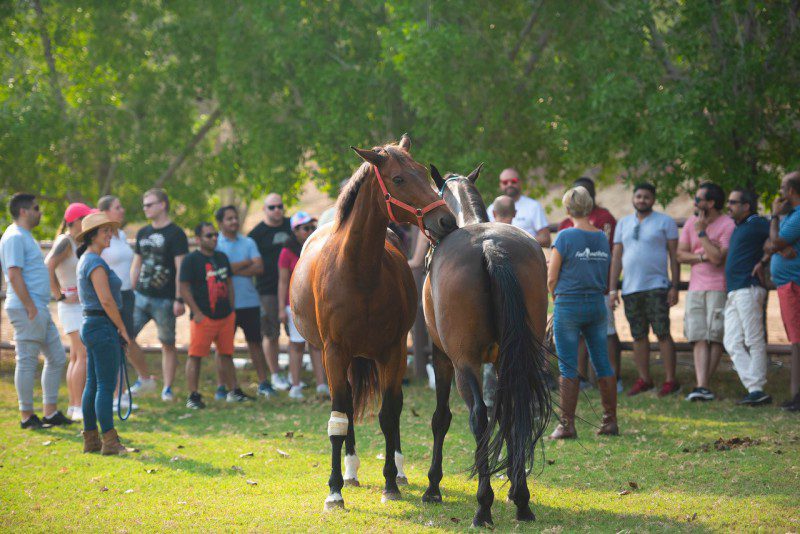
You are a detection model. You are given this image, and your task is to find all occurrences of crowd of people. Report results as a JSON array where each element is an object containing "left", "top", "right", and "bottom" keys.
[{"left": 1, "top": 169, "right": 799, "bottom": 453}]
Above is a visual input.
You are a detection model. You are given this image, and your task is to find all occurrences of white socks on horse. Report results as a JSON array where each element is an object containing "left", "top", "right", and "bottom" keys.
[
  {"left": 328, "top": 411, "right": 348, "bottom": 436},
  {"left": 395, "top": 451, "right": 406, "bottom": 480},
  {"left": 344, "top": 454, "right": 360, "bottom": 483}
]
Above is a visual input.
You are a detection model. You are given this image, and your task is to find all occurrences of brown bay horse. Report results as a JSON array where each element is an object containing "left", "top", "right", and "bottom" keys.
[
  {"left": 422, "top": 165, "right": 552, "bottom": 527},
  {"left": 290, "top": 136, "right": 457, "bottom": 511}
]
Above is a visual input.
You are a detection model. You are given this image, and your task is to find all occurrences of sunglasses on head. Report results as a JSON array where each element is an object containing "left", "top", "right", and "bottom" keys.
[
  {"left": 267, "top": 204, "right": 284, "bottom": 211},
  {"left": 203, "top": 232, "right": 219, "bottom": 239},
  {"left": 501, "top": 178, "right": 520, "bottom": 186}
]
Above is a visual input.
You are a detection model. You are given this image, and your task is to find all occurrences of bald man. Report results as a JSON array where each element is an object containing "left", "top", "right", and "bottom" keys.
[
  {"left": 487, "top": 168, "right": 551, "bottom": 246},
  {"left": 491, "top": 195, "right": 516, "bottom": 224},
  {"left": 247, "top": 193, "right": 293, "bottom": 392}
]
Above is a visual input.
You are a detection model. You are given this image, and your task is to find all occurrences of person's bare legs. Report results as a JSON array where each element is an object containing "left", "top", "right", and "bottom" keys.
[
  {"left": 217, "top": 354, "right": 236, "bottom": 390},
  {"left": 262, "top": 336, "right": 281, "bottom": 375},
  {"left": 247, "top": 341, "right": 269, "bottom": 384},
  {"left": 214, "top": 353, "right": 228, "bottom": 389},
  {"left": 632, "top": 337, "right": 651, "bottom": 383},
  {"left": 162, "top": 344, "right": 178, "bottom": 390},
  {"left": 708, "top": 341, "right": 723, "bottom": 380},
  {"left": 289, "top": 341, "right": 304, "bottom": 386},
  {"left": 310, "top": 346, "right": 325, "bottom": 386},
  {"left": 66, "top": 331, "right": 86, "bottom": 408},
  {"left": 658, "top": 334, "right": 677, "bottom": 383},
  {"left": 126, "top": 340, "right": 151, "bottom": 380},
  {"left": 186, "top": 356, "right": 201, "bottom": 393},
  {"left": 791, "top": 344, "right": 800, "bottom": 397},
  {"left": 693, "top": 340, "right": 711, "bottom": 388}
]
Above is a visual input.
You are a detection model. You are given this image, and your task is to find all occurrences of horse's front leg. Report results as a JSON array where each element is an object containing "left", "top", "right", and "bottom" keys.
[
  {"left": 456, "top": 366, "right": 494, "bottom": 528},
  {"left": 323, "top": 344, "right": 351, "bottom": 511},
  {"left": 379, "top": 345, "right": 406, "bottom": 502},
  {"left": 423, "top": 345, "right": 454, "bottom": 503},
  {"left": 343, "top": 381, "right": 360, "bottom": 487}
]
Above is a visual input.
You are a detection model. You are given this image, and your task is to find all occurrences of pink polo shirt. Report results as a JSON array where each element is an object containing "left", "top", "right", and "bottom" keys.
[{"left": 680, "top": 214, "right": 736, "bottom": 292}]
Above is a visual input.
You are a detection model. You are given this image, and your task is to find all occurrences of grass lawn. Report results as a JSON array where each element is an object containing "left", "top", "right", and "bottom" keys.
[{"left": 0, "top": 354, "right": 798, "bottom": 533}]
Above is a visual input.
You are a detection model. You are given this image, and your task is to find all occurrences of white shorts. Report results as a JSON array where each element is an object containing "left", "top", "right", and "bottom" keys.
[
  {"left": 605, "top": 294, "right": 617, "bottom": 336},
  {"left": 286, "top": 306, "right": 305, "bottom": 344},
  {"left": 58, "top": 301, "right": 83, "bottom": 334}
]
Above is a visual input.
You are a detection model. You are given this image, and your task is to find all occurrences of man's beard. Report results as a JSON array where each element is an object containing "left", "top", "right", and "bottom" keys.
[{"left": 634, "top": 204, "right": 653, "bottom": 214}]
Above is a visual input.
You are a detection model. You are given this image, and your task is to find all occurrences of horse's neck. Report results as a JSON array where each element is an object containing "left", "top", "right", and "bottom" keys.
[
  {"left": 338, "top": 175, "right": 388, "bottom": 281},
  {"left": 457, "top": 187, "right": 488, "bottom": 226}
]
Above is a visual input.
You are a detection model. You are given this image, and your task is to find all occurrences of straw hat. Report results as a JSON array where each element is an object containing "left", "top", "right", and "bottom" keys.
[{"left": 75, "top": 211, "right": 120, "bottom": 244}]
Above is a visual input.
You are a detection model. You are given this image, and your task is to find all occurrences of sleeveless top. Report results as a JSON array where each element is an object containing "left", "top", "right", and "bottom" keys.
[{"left": 46, "top": 234, "right": 78, "bottom": 297}]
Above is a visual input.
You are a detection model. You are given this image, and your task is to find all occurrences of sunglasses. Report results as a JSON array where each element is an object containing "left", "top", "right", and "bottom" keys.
[
  {"left": 267, "top": 204, "right": 284, "bottom": 211},
  {"left": 26, "top": 204, "right": 41, "bottom": 212},
  {"left": 297, "top": 224, "right": 317, "bottom": 233},
  {"left": 501, "top": 178, "right": 520, "bottom": 186},
  {"left": 143, "top": 201, "right": 161, "bottom": 209},
  {"left": 694, "top": 196, "right": 707, "bottom": 204},
  {"left": 203, "top": 232, "right": 219, "bottom": 239},
  {"left": 633, "top": 224, "right": 640, "bottom": 241},
  {"left": 727, "top": 199, "right": 743, "bottom": 205}
]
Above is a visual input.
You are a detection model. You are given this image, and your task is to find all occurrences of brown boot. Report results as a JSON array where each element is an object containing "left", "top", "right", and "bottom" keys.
[
  {"left": 549, "top": 377, "right": 580, "bottom": 439},
  {"left": 596, "top": 376, "right": 619, "bottom": 436},
  {"left": 83, "top": 429, "right": 102, "bottom": 453},
  {"left": 101, "top": 428, "right": 136, "bottom": 455}
]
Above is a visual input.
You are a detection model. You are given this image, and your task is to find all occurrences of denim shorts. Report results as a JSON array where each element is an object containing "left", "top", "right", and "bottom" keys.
[{"left": 133, "top": 291, "right": 176, "bottom": 345}]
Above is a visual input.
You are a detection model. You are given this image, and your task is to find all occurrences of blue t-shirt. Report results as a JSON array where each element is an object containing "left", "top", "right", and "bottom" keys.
[
  {"left": 77, "top": 252, "right": 123, "bottom": 311},
  {"left": 0, "top": 224, "right": 50, "bottom": 309},
  {"left": 771, "top": 206, "right": 800, "bottom": 286},
  {"left": 614, "top": 211, "right": 679, "bottom": 295},
  {"left": 216, "top": 233, "right": 261, "bottom": 309},
  {"left": 725, "top": 214, "right": 770, "bottom": 292},
  {"left": 553, "top": 228, "right": 610, "bottom": 295}
]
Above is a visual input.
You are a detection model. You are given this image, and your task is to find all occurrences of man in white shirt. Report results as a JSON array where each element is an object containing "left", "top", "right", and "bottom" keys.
[{"left": 487, "top": 168, "right": 551, "bottom": 247}]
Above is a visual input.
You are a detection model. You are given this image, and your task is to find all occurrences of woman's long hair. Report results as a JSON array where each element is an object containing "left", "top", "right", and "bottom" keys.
[{"left": 283, "top": 230, "right": 303, "bottom": 258}]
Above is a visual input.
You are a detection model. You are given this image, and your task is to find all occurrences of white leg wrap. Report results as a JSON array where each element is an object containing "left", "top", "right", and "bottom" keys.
[
  {"left": 395, "top": 451, "right": 406, "bottom": 478},
  {"left": 327, "top": 411, "right": 348, "bottom": 437},
  {"left": 325, "top": 492, "right": 343, "bottom": 504},
  {"left": 344, "top": 454, "right": 360, "bottom": 480}
]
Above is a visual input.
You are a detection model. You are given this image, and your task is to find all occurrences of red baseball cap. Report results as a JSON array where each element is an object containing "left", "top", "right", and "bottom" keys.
[{"left": 64, "top": 203, "right": 93, "bottom": 224}]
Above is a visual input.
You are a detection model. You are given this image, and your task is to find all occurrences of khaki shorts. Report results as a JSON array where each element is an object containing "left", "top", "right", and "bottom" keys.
[
  {"left": 259, "top": 294, "right": 280, "bottom": 339},
  {"left": 684, "top": 290, "right": 726, "bottom": 343}
]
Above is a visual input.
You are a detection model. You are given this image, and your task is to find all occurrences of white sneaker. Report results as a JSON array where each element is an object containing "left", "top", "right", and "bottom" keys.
[
  {"left": 66, "top": 406, "right": 74, "bottom": 419},
  {"left": 113, "top": 397, "right": 139, "bottom": 411},
  {"left": 130, "top": 377, "right": 157, "bottom": 395},
  {"left": 316, "top": 384, "right": 330, "bottom": 398},
  {"left": 70, "top": 407, "right": 83, "bottom": 422},
  {"left": 289, "top": 385, "right": 305, "bottom": 400},
  {"left": 161, "top": 387, "right": 175, "bottom": 402},
  {"left": 271, "top": 373, "right": 291, "bottom": 391}
]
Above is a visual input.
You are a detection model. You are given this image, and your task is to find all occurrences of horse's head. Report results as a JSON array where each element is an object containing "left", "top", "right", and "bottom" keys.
[
  {"left": 430, "top": 163, "right": 487, "bottom": 227},
  {"left": 351, "top": 134, "right": 457, "bottom": 242}
]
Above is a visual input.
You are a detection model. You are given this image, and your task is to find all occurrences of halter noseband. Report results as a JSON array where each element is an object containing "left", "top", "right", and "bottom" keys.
[{"left": 373, "top": 165, "right": 447, "bottom": 245}]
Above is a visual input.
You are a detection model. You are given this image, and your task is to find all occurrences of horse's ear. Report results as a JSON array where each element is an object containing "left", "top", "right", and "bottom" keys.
[
  {"left": 467, "top": 163, "right": 484, "bottom": 183},
  {"left": 430, "top": 164, "right": 445, "bottom": 190},
  {"left": 350, "top": 146, "right": 386, "bottom": 167},
  {"left": 399, "top": 133, "right": 411, "bottom": 151}
]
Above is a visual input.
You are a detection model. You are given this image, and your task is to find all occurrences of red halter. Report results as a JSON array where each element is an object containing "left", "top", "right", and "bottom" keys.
[{"left": 373, "top": 165, "right": 447, "bottom": 244}]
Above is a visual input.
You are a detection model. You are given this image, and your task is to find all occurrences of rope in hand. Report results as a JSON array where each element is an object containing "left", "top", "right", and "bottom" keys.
[{"left": 116, "top": 337, "right": 132, "bottom": 421}]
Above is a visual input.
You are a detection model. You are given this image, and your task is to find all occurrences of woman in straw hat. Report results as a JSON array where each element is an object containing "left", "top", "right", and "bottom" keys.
[{"left": 75, "top": 211, "right": 136, "bottom": 455}]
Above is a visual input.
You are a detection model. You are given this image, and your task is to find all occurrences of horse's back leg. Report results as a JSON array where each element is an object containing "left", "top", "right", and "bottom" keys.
[
  {"left": 343, "top": 381, "right": 360, "bottom": 486},
  {"left": 506, "top": 442, "right": 536, "bottom": 521},
  {"left": 455, "top": 366, "right": 494, "bottom": 528},
  {"left": 378, "top": 344, "right": 406, "bottom": 502},
  {"left": 323, "top": 343, "right": 351, "bottom": 511},
  {"left": 422, "top": 344, "right": 454, "bottom": 503}
]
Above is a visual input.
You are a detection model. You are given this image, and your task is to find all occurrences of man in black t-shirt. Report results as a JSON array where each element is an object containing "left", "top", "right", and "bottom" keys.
[
  {"left": 131, "top": 188, "right": 189, "bottom": 402},
  {"left": 247, "top": 193, "right": 292, "bottom": 391},
  {"left": 180, "top": 222, "right": 251, "bottom": 408}
]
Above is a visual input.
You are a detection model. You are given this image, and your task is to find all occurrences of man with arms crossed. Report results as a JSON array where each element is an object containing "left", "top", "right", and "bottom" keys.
[
  {"left": 0, "top": 193, "right": 70, "bottom": 428},
  {"left": 131, "top": 188, "right": 189, "bottom": 401},
  {"left": 610, "top": 183, "right": 681, "bottom": 397}
]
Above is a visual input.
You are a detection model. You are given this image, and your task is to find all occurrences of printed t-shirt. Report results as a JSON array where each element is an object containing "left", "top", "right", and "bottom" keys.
[
  {"left": 179, "top": 250, "right": 232, "bottom": 319},
  {"left": 216, "top": 233, "right": 261, "bottom": 309},
  {"left": 277, "top": 247, "right": 300, "bottom": 306},
  {"left": 135, "top": 222, "right": 189, "bottom": 299},
  {"left": 77, "top": 252, "right": 123, "bottom": 311},
  {"left": 680, "top": 214, "right": 735, "bottom": 292},
  {"left": 613, "top": 211, "right": 679, "bottom": 295},
  {"left": 248, "top": 219, "right": 292, "bottom": 295},
  {"left": 552, "top": 228, "right": 610, "bottom": 295},
  {"left": 0, "top": 223, "right": 50, "bottom": 309}
]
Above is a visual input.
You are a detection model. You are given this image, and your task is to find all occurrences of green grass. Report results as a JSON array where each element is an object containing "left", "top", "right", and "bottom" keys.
[{"left": 0, "top": 355, "right": 798, "bottom": 533}]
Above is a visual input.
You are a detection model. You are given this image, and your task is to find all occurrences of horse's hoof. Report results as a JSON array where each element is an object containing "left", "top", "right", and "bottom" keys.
[
  {"left": 381, "top": 490, "right": 402, "bottom": 503},
  {"left": 344, "top": 478, "right": 360, "bottom": 487},
  {"left": 396, "top": 475, "right": 408, "bottom": 486},
  {"left": 516, "top": 505, "right": 536, "bottom": 522},
  {"left": 422, "top": 489, "right": 442, "bottom": 503},
  {"left": 323, "top": 493, "right": 345, "bottom": 512},
  {"left": 471, "top": 511, "right": 493, "bottom": 528}
]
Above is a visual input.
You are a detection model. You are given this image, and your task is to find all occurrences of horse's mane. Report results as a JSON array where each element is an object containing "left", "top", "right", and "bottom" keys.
[
  {"left": 335, "top": 145, "right": 415, "bottom": 228},
  {"left": 445, "top": 172, "right": 489, "bottom": 222}
]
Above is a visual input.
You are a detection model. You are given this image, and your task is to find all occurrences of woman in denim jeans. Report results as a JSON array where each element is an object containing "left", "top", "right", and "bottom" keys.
[
  {"left": 547, "top": 186, "right": 619, "bottom": 439},
  {"left": 76, "top": 212, "right": 135, "bottom": 455}
]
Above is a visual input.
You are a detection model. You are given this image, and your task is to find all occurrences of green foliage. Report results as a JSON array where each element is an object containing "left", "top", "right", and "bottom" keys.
[{"left": 1, "top": 1, "right": 798, "bottom": 235}]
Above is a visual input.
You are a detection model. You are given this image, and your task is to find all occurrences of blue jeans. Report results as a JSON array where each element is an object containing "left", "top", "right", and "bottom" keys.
[
  {"left": 81, "top": 315, "right": 122, "bottom": 433},
  {"left": 553, "top": 294, "right": 614, "bottom": 380}
]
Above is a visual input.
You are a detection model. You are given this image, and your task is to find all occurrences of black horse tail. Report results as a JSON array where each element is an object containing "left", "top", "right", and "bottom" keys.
[
  {"left": 477, "top": 240, "right": 552, "bottom": 477},
  {"left": 349, "top": 357, "right": 380, "bottom": 421}
]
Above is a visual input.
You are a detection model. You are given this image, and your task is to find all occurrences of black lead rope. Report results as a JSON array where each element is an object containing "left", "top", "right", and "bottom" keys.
[{"left": 117, "top": 338, "right": 132, "bottom": 421}]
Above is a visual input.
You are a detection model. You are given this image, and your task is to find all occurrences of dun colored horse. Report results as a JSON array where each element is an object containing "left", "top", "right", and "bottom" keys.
[
  {"left": 290, "top": 136, "right": 457, "bottom": 511},
  {"left": 422, "top": 165, "right": 552, "bottom": 527}
]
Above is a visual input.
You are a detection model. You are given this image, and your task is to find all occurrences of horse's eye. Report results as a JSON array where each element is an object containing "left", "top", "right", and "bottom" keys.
[{"left": 392, "top": 176, "right": 404, "bottom": 185}]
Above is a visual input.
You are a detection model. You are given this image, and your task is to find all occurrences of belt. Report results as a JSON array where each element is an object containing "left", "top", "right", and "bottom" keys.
[{"left": 83, "top": 309, "right": 108, "bottom": 317}]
